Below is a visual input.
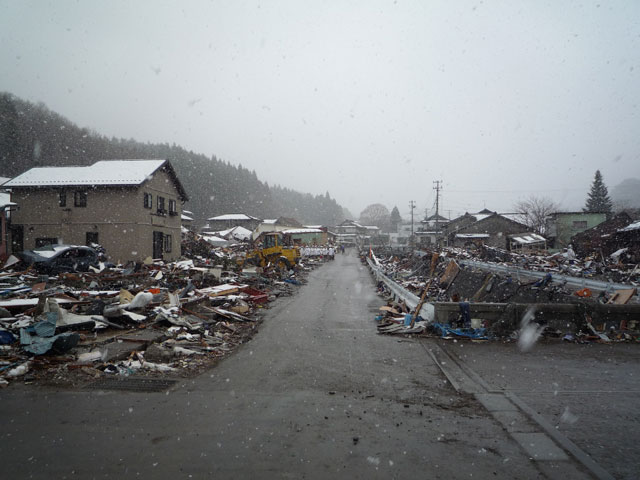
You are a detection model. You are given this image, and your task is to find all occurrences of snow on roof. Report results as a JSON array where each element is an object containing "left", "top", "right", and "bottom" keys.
[
  {"left": 283, "top": 228, "right": 324, "bottom": 235},
  {"left": 263, "top": 219, "right": 278, "bottom": 224},
  {"left": 217, "top": 226, "right": 252, "bottom": 240},
  {"left": 456, "top": 233, "right": 490, "bottom": 238},
  {"left": 620, "top": 221, "right": 640, "bottom": 232},
  {"left": 511, "top": 234, "right": 546, "bottom": 244},
  {"left": 3, "top": 160, "right": 167, "bottom": 187},
  {"left": 207, "top": 213, "right": 260, "bottom": 221},
  {"left": 181, "top": 214, "right": 194, "bottom": 221},
  {"left": 500, "top": 213, "right": 524, "bottom": 222},
  {"left": 202, "top": 234, "right": 228, "bottom": 245},
  {"left": 472, "top": 214, "right": 491, "bottom": 222}
]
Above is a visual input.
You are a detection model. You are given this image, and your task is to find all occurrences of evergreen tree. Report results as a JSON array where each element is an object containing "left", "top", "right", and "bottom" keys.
[
  {"left": 389, "top": 206, "right": 402, "bottom": 233},
  {"left": 584, "top": 170, "right": 613, "bottom": 215},
  {"left": 0, "top": 92, "right": 347, "bottom": 225}
]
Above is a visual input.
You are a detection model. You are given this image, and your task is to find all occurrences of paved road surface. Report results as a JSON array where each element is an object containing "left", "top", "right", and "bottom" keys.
[
  {"left": 0, "top": 251, "right": 590, "bottom": 479},
  {"left": 440, "top": 340, "right": 639, "bottom": 480}
]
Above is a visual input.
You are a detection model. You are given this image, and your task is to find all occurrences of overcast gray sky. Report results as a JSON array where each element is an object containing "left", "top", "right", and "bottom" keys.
[{"left": 1, "top": 0, "right": 639, "bottom": 220}]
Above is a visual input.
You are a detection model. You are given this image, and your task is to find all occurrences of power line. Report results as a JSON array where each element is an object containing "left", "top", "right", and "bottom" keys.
[{"left": 446, "top": 188, "right": 584, "bottom": 194}]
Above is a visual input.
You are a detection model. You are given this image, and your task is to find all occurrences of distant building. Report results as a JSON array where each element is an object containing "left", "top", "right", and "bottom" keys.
[
  {"left": 333, "top": 220, "right": 380, "bottom": 246},
  {"left": 181, "top": 209, "right": 194, "bottom": 231},
  {"left": 389, "top": 221, "right": 413, "bottom": 248},
  {"left": 546, "top": 212, "right": 607, "bottom": 249},
  {"left": 252, "top": 217, "right": 303, "bottom": 240},
  {"left": 3, "top": 160, "right": 188, "bottom": 263},
  {"left": 282, "top": 228, "right": 327, "bottom": 245},
  {"left": 445, "top": 210, "right": 533, "bottom": 250},
  {"left": 205, "top": 213, "right": 262, "bottom": 232}
]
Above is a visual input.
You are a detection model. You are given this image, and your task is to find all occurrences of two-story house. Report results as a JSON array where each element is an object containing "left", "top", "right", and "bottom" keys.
[
  {"left": 445, "top": 210, "right": 533, "bottom": 250},
  {"left": 2, "top": 159, "right": 188, "bottom": 263},
  {"left": 546, "top": 212, "right": 607, "bottom": 249}
]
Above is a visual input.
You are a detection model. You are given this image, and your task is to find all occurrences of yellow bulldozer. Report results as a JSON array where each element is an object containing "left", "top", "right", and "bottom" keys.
[{"left": 240, "top": 232, "right": 300, "bottom": 271}]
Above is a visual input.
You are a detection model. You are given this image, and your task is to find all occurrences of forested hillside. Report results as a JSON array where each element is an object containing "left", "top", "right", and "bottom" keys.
[{"left": 0, "top": 92, "right": 346, "bottom": 227}]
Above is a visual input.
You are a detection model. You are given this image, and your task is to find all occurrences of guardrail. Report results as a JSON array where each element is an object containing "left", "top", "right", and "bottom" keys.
[
  {"left": 458, "top": 259, "right": 635, "bottom": 293},
  {"left": 366, "top": 257, "right": 434, "bottom": 320}
]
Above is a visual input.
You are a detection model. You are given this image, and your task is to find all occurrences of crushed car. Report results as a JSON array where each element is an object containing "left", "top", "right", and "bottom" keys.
[{"left": 16, "top": 244, "right": 100, "bottom": 274}]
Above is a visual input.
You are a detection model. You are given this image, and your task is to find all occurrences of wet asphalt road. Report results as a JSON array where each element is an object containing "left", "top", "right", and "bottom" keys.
[
  {"left": 0, "top": 251, "right": 585, "bottom": 479},
  {"left": 441, "top": 339, "right": 640, "bottom": 480}
]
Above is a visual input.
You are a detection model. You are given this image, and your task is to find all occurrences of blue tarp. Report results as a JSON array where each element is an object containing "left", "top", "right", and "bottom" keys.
[
  {"left": 431, "top": 322, "right": 488, "bottom": 340},
  {"left": 19, "top": 310, "right": 78, "bottom": 355}
]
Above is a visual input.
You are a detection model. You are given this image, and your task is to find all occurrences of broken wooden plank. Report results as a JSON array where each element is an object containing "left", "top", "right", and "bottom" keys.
[
  {"left": 606, "top": 288, "right": 637, "bottom": 305},
  {"left": 439, "top": 260, "right": 460, "bottom": 289}
]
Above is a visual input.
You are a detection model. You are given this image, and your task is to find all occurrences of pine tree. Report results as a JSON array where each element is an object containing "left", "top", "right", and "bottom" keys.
[
  {"left": 583, "top": 170, "right": 613, "bottom": 215},
  {"left": 389, "top": 206, "right": 402, "bottom": 232}
]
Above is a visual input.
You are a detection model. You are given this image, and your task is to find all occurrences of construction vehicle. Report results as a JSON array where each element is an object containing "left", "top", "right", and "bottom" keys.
[{"left": 241, "top": 231, "right": 300, "bottom": 271}]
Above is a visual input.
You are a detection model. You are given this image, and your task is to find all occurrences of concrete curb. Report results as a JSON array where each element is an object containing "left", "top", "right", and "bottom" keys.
[
  {"left": 506, "top": 392, "right": 615, "bottom": 480},
  {"left": 426, "top": 341, "right": 614, "bottom": 480}
]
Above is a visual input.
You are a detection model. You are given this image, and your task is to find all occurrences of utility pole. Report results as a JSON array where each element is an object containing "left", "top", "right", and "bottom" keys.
[
  {"left": 409, "top": 200, "right": 416, "bottom": 252},
  {"left": 433, "top": 180, "right": 442, "bottom": 246}
]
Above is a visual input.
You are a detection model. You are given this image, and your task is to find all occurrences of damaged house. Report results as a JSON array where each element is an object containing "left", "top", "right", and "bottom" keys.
[
  {"left": 445, "top": 209, "right": 540, "bottom": 250},
  {"left": 2, "top": 159, "right": 188, "bottom": 263},
  {"left": 570, "top": 212, "right": 633, "bottom": 258},
  {"left": 611, "top": 219, "right": 640, "bottom": 263}
]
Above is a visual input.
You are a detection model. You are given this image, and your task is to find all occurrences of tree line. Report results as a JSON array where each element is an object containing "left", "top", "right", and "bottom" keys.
[{"left": 0, "top": 92, "right": 346, "bottom": 227}]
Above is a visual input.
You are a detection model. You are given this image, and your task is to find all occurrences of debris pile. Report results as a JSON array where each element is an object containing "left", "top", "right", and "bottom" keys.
[
  {"left": 368, "top": 246, "right": 640, "bottom": 305},
  {"left": 367, "top": 246, "right": 640, "bottom": 343},
  {"left": 0, "top": 239, "right": 325, "bottom": 388}
]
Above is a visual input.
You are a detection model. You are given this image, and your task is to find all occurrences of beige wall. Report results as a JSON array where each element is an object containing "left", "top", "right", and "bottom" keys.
[{"left": 10, "top": 169, "right": 184, "bottom": 264}]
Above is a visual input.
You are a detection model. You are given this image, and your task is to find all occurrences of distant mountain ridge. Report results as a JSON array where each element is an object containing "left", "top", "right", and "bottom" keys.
[
  {"left": 0, "top": 92, "right": 346, "bottom": 227},
  {"left": 611, "top": 177, "right": 640, "bottom": 209}
]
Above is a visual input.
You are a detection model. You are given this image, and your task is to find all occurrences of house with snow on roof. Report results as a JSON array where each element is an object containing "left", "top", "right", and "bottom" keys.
[
  {"left": 252, "top": 217, "right": 303, "bottom": 240},
  {"left": 204, "top": 213, "right": 262, "bottom": 233},
  {"left": 181, "top": 209, "right": 195, "bottom": 232},
  {"left": 2, "top": 159, "right": 188, "bottom": 263},
  {"left": 444, "top": 209, "right": 542, "bottom": 251}
]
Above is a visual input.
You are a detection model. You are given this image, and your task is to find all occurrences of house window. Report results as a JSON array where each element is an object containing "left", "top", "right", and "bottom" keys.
[
  {"left": 35, "top": 237, "right": 57, "bottom": 247},
  {"left": 59, "top": 191, "right": 67, "bottom": 207},
  {"left": 157, "top": 196, "right": 165, "bottom": 215},
  {"left": 144, "top": 192, "right": 153, "bottom": 209},
  {"left": 74, "top": 191, "right": 87, "bottom": 207},
  {"left": 572, "top": 221, "right": 588, "bottom": 229},
  {"left": 86, "top": 232, "right": 99, "bottom": 246},
  {"left": 168, "top": 199, "right": 177, "bottom": 215},
  {"left": 164, "top": 234, "right": 172, "bottom": 252}
]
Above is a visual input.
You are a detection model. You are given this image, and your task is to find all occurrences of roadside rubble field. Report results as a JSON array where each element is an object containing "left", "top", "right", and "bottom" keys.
[
  {"left": 0, "top": 235, "right": 332, "bottom": 389},
  {"left": 366, "top": 245, "right": 640, "bottom": 344}
]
